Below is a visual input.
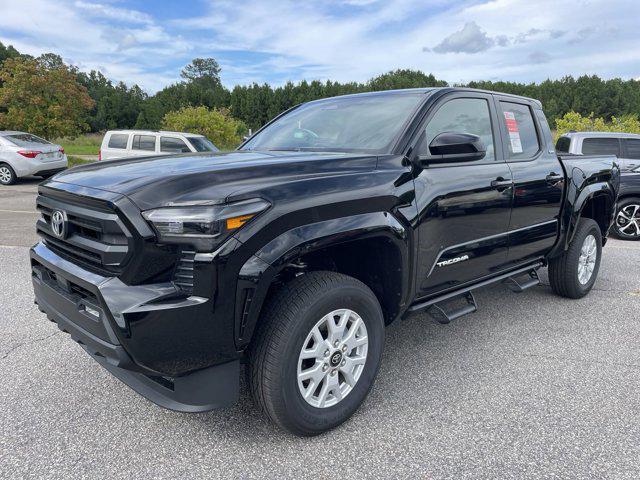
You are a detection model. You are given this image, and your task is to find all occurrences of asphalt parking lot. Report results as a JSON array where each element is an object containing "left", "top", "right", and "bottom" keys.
[{"left": 1, "top": 179, "right": 639, "bottom": 479}]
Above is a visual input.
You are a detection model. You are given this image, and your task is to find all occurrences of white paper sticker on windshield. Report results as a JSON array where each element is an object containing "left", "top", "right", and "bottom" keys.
[{"left": 503, "top": 111, "right": 523, "bottom": 153}]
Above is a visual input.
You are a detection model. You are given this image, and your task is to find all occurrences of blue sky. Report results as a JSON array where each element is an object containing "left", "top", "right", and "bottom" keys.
[{"left": 1, "top": 0, "right": 638, "bottom": 93}]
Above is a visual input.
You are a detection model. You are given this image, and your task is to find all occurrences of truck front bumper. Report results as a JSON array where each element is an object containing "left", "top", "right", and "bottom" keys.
[{"left": 30, "top": 241, "right": 239, "bottom": 412}]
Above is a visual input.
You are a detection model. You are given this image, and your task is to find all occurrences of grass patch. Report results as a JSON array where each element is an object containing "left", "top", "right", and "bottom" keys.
[
  {"left": 68, "top": 155, "right": 96, "bottom": 167},
  {"left": 54, "top": 133, "right": 103, "bottom": 156}
]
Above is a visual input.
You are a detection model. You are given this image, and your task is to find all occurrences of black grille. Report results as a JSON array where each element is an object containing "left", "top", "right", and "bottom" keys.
[
  {"left": 173, "top": 250, "right": 195, "bottom": 293},
  {"left": 36, "top": 193, "right": 132, "bottom": 274}
]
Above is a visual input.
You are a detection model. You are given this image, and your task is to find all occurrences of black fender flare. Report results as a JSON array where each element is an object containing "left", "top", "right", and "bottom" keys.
[
  {"left": 550, "top": 167, "right": 618, "bottom": 257},
  {"left": 233, "top": 211, "right": 410, "bottom": 349}
]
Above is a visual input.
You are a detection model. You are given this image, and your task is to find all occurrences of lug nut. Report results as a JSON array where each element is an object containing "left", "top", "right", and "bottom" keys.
[
  {"left": 324, "top": 349, "right": 330, "bottom": 357},
  {"left": 334, "top": 340, "right": 340, "bottom": 347},
  {"left": 341, "top": 360, "right": 346, "bottom": 367},
  {"left": 322, "top": 364, "right": 328, "bottom": 372},
  {"left": 341, "top": 345, "right": 347, "bottom": 352},
  {"left": 330, "top": 370, "right": 337, "bottom": 376}
]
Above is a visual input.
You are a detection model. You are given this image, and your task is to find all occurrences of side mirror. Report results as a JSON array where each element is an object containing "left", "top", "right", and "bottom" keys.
[{"left": 418, "top": 132, "right": 486, "bottom": 165}]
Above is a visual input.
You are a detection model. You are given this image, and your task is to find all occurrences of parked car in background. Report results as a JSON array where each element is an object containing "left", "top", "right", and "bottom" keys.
[
  {"left": 555, "top": 131, "right": 640, "bottom": 172},
  {"left": 99, "top": 130, "right": 219, "bottom": 161},
  {"left": 0, "top": 131, "right": 67, "bottom": 185},
  {"left": 613, "top": 170, "right": 640, "bottom": 240}
]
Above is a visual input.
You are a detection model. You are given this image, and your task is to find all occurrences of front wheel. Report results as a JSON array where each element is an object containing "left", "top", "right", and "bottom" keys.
[
  {"left": 249, "top": 271, "right": 385, "bottom": 436},
  {"left": 548, "top": 218, "right": 602, "bottom": 299}
]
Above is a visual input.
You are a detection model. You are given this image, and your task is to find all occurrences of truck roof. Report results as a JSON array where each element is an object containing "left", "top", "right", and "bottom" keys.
[
  {"left": 105, "top": 129, "right": 204, "bottom": 137},
  {"left": 305, "top": 87, "right": 543, "bottom": 108},
  {"left": 559, "top": 131, "right": 640, "bottom": 139}
]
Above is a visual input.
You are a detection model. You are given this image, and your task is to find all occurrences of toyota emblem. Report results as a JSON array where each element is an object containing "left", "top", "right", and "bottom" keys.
[{"left": 50, "top": 210, "right": 67, "bottom": 238}]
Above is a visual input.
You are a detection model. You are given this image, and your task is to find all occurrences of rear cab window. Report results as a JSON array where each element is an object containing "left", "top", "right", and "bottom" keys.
[
  {"left": 132, "top": 135, "right": 157, "bottom": 152},
  {"left": 623, "top": 138, "right": 640, "bottom": 160},
  {"left": 581, "top": 138, "right": 620, "bottom": 156},
  {"left": 555, "top": 136, "right": 571, "bottom": 153},
  {"left": 107, "top": 134, "right": 129, "bottom": 149},
  {"left": 161, "top": 137, "right": 191, "bottom": 153},
  {"left": 498, "top": 101, "right": 540, "bottom": 159}
]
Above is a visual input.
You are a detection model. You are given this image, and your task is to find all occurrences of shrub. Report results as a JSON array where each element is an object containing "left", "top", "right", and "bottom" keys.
[
  {"left": 162, "top": 106, "right": 247, "bottom": 150},
  {"left": 555, "top": 111, "right": 640, "bottom": 139}
]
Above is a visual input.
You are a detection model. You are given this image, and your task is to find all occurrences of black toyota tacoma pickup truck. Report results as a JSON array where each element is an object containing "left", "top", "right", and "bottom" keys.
[{"left": 31, "top": 88, "right": 620, "bottom": 435}]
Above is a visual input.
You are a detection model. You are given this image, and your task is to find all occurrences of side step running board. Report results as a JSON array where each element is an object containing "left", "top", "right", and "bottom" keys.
[
  {"left": 428, "top": 292, "right": 477, "bottom": 324},
  {"left": 502, "top": 269, "right": 540, "bottom": 293}
]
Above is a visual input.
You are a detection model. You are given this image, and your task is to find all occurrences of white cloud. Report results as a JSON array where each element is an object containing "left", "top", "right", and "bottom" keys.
[
  {"left": 433, "top": 22, "right": 495, "bottom": 54},
  {"left": 0, "top": 0, "right": 639, "bottom": 91}
]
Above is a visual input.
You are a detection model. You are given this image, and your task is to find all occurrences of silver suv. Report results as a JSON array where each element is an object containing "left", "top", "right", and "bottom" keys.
[{"left": 555, "top": 131, "right": 640, "bottom": 172}]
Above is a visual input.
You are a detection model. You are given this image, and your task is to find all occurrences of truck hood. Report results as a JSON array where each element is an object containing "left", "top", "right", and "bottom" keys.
[{"left": 51, "top": 150, "right": 378, "bottom": 210}]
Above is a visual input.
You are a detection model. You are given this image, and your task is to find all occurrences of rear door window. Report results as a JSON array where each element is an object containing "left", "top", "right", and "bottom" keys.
[
  {"left": 581, "top": 138, "right": 620, "bottom": 156},
  {"left": 132, "top": 135, "right": 156, "bottom": 152},
  {"left": 107, "top": 134, "right": 129, "bottom": 149},
  {"left": 498, "top": 101, "right": 540, "bottom": 159},
  {"left": 623, "top": 139, "right": 640, "bottom": 159},
  {"left": 160, "top": 137, "right": 191, "bottom": 153}
]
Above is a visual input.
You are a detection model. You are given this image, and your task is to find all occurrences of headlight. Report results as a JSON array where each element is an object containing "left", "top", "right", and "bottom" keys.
[{"left": 142, "top": 198, "right": 270, "bottom": 250}]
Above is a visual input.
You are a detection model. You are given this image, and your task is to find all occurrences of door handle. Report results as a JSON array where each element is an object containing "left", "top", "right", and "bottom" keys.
[
  {"left": 545, "top": 173, "right": 563, "bottom": 185},
  {"left": 491, "top": 178, "right": 513, "bottom": 188}
]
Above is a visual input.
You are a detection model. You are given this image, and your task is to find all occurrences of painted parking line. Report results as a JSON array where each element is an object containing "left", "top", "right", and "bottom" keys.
[{"left": 0, "top": 209, "right": 39, "bottom": 214}]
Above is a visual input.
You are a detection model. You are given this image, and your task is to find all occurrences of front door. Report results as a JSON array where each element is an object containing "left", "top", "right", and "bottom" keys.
[{"left": 412, "top": 92, "right": 513, "bottom": 298}]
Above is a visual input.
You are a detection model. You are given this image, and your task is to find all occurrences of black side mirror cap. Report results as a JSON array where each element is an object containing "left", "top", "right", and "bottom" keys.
[{"left": 418, "top": 132, "right": 486, "bottom": 165}]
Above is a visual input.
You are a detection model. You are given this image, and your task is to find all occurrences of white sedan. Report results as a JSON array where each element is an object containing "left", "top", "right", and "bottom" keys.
[{"left": 0, "top": 131, "right": 68, "bottom": 185}]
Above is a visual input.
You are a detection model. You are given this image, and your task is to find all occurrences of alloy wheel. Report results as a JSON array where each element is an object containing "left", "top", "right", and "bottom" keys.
[
  {"left": 616, "top": 204, "right": 640, "bottom": 238},
  {"left": 578, "top": 234, "right": 597, "bottom": 285},
  {"left": 0, "top": 166, "right": 12, "bottom": 184},
  {"left": 297, "top": 309, "right": 368, "bottom": 408}
]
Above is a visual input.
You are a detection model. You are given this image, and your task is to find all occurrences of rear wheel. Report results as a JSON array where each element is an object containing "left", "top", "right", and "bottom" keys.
[
  {"left": 249, "top": 271, "right": 385, "bottom": 436},
  {"left": 612, "top": 198, "right": 640, "bottom": 240},
  {"left": 548, "top": 218, "right": 602, "bottom": 299},
  {"left": 0, "top": 164, "right": 17, "bottom": 185}
]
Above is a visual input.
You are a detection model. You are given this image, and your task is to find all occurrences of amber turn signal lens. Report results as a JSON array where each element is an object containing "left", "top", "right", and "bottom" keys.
[{"left": 226, "top": 214, "right": 255, "bottom": 230}]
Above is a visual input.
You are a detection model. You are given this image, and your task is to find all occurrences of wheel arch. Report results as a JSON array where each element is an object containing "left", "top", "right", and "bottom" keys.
[{"left": 234, "top": 212, "right": 412, "bottom": 350}]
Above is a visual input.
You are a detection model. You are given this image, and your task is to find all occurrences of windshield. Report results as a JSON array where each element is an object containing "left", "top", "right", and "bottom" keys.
[
  {"left": 187, "top": 136, "right": 219, "bottom": 152},
  {"left": 241, "top": 93, "right": 425, "bottom": 154},
  {"left": 5, "top": 133, "right": 51, "bottom": 147}
]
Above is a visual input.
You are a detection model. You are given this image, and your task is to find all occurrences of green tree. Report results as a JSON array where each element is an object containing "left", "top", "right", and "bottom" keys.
[
  {"left": 162, "top": 106, "right": 247, "bottom": 150},
  {"left": 0, "top": 57, "right": 94, "bottom": 138}
]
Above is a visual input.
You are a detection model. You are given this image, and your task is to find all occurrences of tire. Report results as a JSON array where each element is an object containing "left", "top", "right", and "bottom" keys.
[
  {"left": 0, "top": 163, "right": 17, "bottom": 185},
  {"left": 548, "top": 218, "right": 602, "bottom": 299},
  {"left": 612, "top": 197, "right": 640, "bottom": 241},
  {"left": 249, "top": 271, "right": 385, "bottom": 436}
]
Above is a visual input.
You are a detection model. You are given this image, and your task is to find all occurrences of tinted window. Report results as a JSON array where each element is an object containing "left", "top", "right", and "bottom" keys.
[
  {"left": 623, "top": 139, "right": 640, "bottom": 160},
  {"left": 423, "top": 97, "right": 495, "bottom": 161},
  {"left": 108, "top": 134, "right": 129, "bottom": 149},
  {"left": 556, "top": 136, "right": 571, "bottom": 153},
  {"left": 582, "top": 138, "right": 620, "bottom": 156},
  {"left": 242, "top": 93, "right": 424, "bottom": 154},
  {"left": 499, "top": 102, "right": 540, "bottom": 159},
  {"left": 188, "top": 137, "right": 219, "bottom": 152},
  {"left": 5, "top": 134, "right": 51, "bottom": 146},
  {"left": 132, "top": 135, "right": 156, "bottom": 151},
  {"left": 160, "top": 137, "right": 191, "bottom": 153}
]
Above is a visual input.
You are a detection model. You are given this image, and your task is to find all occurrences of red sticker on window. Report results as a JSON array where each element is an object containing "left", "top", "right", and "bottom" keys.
[{"left": 504, "top": 111, "right": 519, "bottom": 132}]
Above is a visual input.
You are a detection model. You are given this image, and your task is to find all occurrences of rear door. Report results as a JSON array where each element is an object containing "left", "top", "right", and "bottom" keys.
[
  {"left": 130, "top": 134, "right": 158, "bottom": 157},
  {"left": 495, "top": 98, "right": 564, "bottom": 264},
  {"left": 413, "top": 91, "right": 513, "bottom": 298}
]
